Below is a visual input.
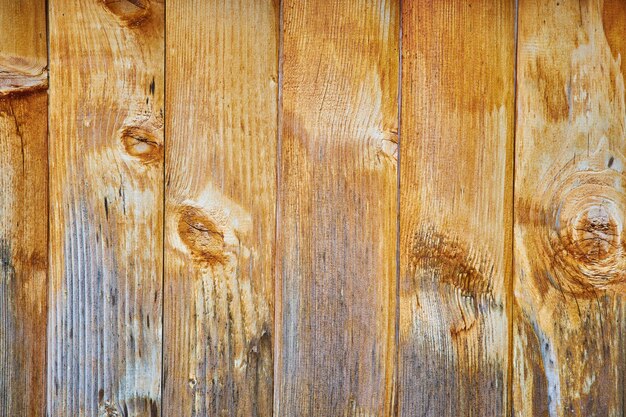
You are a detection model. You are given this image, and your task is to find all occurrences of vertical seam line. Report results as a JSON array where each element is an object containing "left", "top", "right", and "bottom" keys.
[
  {"left": 45, "top": 0, "right": 51, "bottom": 414},
  {"left": 273, "top": 0, "right": 284, "bottom": 415},
  {"left": 508, "top": 1, "right": 520, "bottom": 415},
  {"left": 394, "top": 0, "right": 403, "bottom": 416},
  {"left": 160, "top": 1, "right": 167, "bottom": 415}
]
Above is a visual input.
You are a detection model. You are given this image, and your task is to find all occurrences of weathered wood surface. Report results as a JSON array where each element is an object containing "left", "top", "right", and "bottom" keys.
[
  {"left": 0, "top": 1, "right": 48, "bottom": 415},
  {"left": 163, "top": 1, "right": 278, "bottom": 416},
  {"left": 4, "top": 2, "right": 626, "bottom": 415},
  {"left": 275, "top": 1, "right": 399, "bottom": 415},
  {"left": 399, "top": 1, "right": 516, "bottom": 416},
  {"left": 514, "top": 0, "right": 626, "bottom": 415},
  {"left": 48, "top": 0, "right": 164, "bottom": 415}
]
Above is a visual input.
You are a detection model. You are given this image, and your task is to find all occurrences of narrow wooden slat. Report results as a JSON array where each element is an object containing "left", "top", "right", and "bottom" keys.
[
  {"left": 162, "top": 1, "right": 278, "bottom": 415},
  {"left": 48, "top": 1, "right": 164, "bottom": 415},
  {"left": 276, "top": 1, "right": 399, "bottom": 415},
  {"left": 514, "top": 1, "right": 626, "bottom": 414},
  {"left": 0, "top": 1, "right": 47, "bottom": 415},
  {"left": 399, "top": 2, "right": 515, "bottom": 415}
]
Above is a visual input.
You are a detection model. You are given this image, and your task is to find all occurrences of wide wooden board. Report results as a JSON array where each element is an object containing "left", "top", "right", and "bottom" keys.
[
  {"left": 276, "top": 1, "right": 399, "bottom": 415},
  {"left": 162, "top": 1, "right": 278, "bottom": 416},
  {"left": 514, "top": 0, "right": 626, "bottom": 415},
  {"left": 0, "top": 1, "right": 48, "bottom": 415},
  {"left": 47, "top": 0, "right": 164, "bottom": 415},
  {"left": 399, "top": 2, "right": 516, "bottom": 415}
]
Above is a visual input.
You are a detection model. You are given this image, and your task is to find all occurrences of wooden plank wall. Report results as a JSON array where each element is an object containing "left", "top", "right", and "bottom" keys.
[{"left": 1, "top": 1, "right": 626, "bottom": 416}]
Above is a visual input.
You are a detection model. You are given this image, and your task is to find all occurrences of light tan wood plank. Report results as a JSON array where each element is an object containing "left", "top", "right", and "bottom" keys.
[
  {"left": 514, "top": 0, "right": 626, "bottom": 415},
  {"left": 399, "top": 1, "right": 515, "bottom": 415},
  {"left": 163, "top": 1, "right": 278, "bottom": 415},
  {"left": 48, "top": 1, "right": 164, "bottom": 415},
  {"left": 276, "top": 1, "right": 399, "bottom": 415},
  {"left": 0, "top": 1, "right": 48, "bottom": 415}
]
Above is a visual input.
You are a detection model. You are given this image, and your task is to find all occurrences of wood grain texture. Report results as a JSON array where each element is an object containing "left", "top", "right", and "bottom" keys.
[
  {"left": 399, "top": 1, "right": 515, "bottom": 416},
  {"left": 163, "top": 1, "right": 278, "bottom": 416},
  {"left": 275, "top": 1, "right": 399, "bottom": 415},
  {"left": 48, "top": 0, "right": 164, "bottom": 415},
  {"left": 514, "top": 0, "right": 626, "bottom": 415},
  {"left": 0, "top": 1, "right": 47, "bottom": 415}
]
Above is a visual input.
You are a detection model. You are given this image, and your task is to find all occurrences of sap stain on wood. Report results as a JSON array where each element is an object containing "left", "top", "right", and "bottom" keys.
[
  {"left": 532, "top": 55, "right": 570, "bottom": 122},
  {"left": 602, "top": 0, "right": 626, "bottom": 76},
  {"left": 177, "top": 205, "right": 227, "bottom": 267},
  {"left": 0, "top": 240, "right": 13, "bottom": 275}
]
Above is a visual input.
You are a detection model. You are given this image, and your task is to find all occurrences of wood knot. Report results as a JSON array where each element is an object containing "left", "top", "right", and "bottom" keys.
[
  {"left": 120, "top": 126, "right": 162, "bottom": 164},
  {"left": 551, "top": 191, "right": 625, "bottom": 293},
  {"left": 101, "top": 0, "right": 151, "bottom": 26},
  {"left": 0, "top": 59, "right": 47, "bottom": 97},
  {"left": 520, "top": 152, "right": 625, "bottom": 296},
  {"left": 100, "top": 400, "right": 121, "bottom": 417},
  {"left": 568, "top": 205, "right": 619, "bottom": 262},
  {"left": 177, "top": 206, "right": 227, "bottom": 267}
]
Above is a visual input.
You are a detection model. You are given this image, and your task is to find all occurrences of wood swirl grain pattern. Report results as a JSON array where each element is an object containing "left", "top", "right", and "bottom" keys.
[{"left": 514, "top": 1, "right": 626, "bottom": 415}]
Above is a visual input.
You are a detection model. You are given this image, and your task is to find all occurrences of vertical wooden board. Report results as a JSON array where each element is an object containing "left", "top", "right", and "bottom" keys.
[
  {"left": 163, "top": 1, "right": 278, "bottom": 416},
  {"left": 48, "top": 1, "right": 164, "bottom": 415},
  {"left": 276, "top": 1, "right": 398, "bottom": 415},
  {"left": 399, "top": 2, "right": 515, "bottom": 416},
  {"left": 0, "top": 1, "right": 48, "bottom": 415},
  {"left": 514, "top": 0, "right": 626, "bottom": 415}
]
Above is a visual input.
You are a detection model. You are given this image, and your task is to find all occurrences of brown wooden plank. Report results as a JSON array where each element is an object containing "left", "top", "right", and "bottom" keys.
[
  {"left": 276, "top": 1, "right": 399, "bottom": 415},
  {"left": 47, "top": 1, "right": 164, "bottom": 415},
  {"left": 162, "top": 1, "right": 278, "bottom": 416},
  {"left": 514, "top": 0, "right": 626, "bottom": 415},
  {"left": 399, "top": 1, "right": 516, "bottom": 415},
  {"left": 0, "top": 1, "right": 48, "bottom": 415}
]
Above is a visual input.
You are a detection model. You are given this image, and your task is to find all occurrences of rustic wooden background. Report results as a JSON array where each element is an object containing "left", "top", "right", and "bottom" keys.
[{"left": 1, "top": 0, "right": 624, "bottom": 416}]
